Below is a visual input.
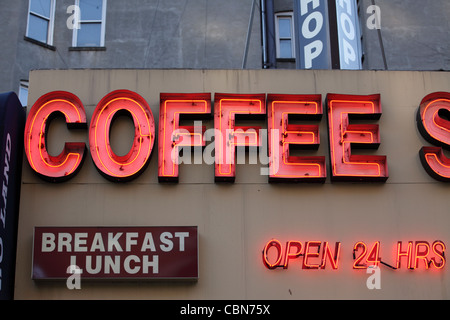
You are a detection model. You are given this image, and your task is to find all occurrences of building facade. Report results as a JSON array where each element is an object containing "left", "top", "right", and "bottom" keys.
[
  {"left": 1, "top": 0, "right": 449, "bottom": 107},
  {"left": 0, "top": 0, "right": 450, "bottom": 301},
  {"left": 0, "top": 0, "right": 263, "bottom": 106},
  {"left": 15, "top": 68, "right": 450, "bottom": 300}
]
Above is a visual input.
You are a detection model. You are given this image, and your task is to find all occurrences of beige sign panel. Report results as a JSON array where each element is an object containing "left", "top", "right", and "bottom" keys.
[{"left": 15, "top": 69, "right": 450, "bottom": 299}]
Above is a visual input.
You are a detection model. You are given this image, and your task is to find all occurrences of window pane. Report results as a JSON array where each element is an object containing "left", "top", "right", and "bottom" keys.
[
  {"left": 79, "top": 0, "right": 103, "bottom": 20},
  {"left": 19, "top": 83, "right": 29, "bottom": 107},
  {"left": 77, "top": 23, "right": 101, "bottom": 46},
  {"left": 278, "top": 18, "right": 291, "bottom": 38},
  {"left": 279, "top": 39, "right": 292, "bottom": 58},
  {"left": 30, "top": 0, "right": 51, "bottom": 18},
  {"left": 28, "top": 14, "right": 49, "bottom": 43}
]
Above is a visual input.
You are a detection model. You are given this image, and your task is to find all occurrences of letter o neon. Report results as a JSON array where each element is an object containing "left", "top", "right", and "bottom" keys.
[
  {"left": 262, "top": 239, "right": 283, "bottom": 269},
  {"left": 89, "top": 90, "right": 155, "bottom": 182}
]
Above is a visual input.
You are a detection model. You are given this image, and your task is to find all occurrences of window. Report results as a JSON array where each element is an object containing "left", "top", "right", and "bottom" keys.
[
  {"left": 26, "top": 0, "right": 55, "bottom": 45},
  {"left": 19, "top": 81, "right": 29, "bottom": 107},
  {"left": 275, "top": 12, "right": 295, "bottom": 59},
  {"left": 72, "top": 0, "right": 107, "bottom": 47}
]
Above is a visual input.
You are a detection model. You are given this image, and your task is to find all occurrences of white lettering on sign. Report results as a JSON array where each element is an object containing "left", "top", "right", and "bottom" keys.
[
  {"left": 304, "top": 40, "right": 323, "bottom": 69},
  {"left": 40, "top": 231, "right": 189, "bottom": 275},
  {"left": 69, "top": 254, "right": 159, "bottom": 275},
  {"left": 41, "top": 231, "right": 189, "bottom": 253},
  {"left": 0, "top": 133, "right": 11, "bottom": 292},
  {"left": 336, "top": 0, "right": 360, "bottom": 69},
  {"left": 300, "top": 0, "right": 325, "bottom": 69}
]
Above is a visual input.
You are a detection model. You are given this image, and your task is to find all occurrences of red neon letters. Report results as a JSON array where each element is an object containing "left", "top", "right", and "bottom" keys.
[
  {"left": 214, "top": 93, "right": 265, "bottom": 182},
  {"left": 396, "top": 240, "right": 446, "bottom": 270},
  {"left": 25, "top": 90, "right": 450, "bottom": 183},
  {"left": 158, "top": 93, "right": 211, "bottom": 182},
  {"left": 417, "top": 92, "right": 450, "bottom": 181},
  {"left": 24, "top": 91, "right": 87, "bottom": 182},
  {"left": 327, "top": 93, "right": 388, "bottom": 182},
  {"left": 267, "top": 94, "right": 326, "bottom": 182},
  {"left": 352, "top": 241, "right": 381, "bottom": 269},
  {"left": 262, "top": 239, "right": 341, "bottom": 270},
  {"left": 89, "top": 90, "right": 155, "bottom": 182},
  {"left": 25, "top": 90, "right": 155, "bottom": 182},
  {"left": 262, "top": 239, "right": 446, "bottom": 271}
]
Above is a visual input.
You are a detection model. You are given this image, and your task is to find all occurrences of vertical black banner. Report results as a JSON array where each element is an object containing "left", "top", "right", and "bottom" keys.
[{"left": 0, "top": 92, "right": 26, "bottom": 300}]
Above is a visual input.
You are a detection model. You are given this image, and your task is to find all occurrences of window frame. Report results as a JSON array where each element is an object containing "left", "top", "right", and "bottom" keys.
[
  {"left": 274, "top": 11, "right": 296, "bottom": 60},
  {"left": 25, "top": 0, "right": 56, "bottom": 46},
  {"left": 19, "top": 80, "right": 29, "bottom": 107},
  {"left": 72, "top": 0, "right": 107, "bottom": 48}
]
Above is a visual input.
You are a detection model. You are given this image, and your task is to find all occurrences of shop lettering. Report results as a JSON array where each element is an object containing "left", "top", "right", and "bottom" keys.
[
  {"left": 262, "top": 239, "right": 446, "bottom": 270},
  {"left": 24, "top": 90, "right": 450, "bottom": 183},
  {"left": 300, "top": 0, "right": 325, "bottom": 68}
]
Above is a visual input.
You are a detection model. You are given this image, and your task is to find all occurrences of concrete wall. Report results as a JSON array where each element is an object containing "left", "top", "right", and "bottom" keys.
[
  {"left": 0, "top": 0, "right": 262, "bottom": 97},
  {"left": 15, "top": 68, "right": 450, "bottom": 299},
  {"left": 359, "top": 0, "right": 450, "bottom": 70},
  {"left": 0, "top": 1, "right": 27, "bottom": 94},
  {"left": 2, "top": 0, "right": 450, "bottom": 99}
]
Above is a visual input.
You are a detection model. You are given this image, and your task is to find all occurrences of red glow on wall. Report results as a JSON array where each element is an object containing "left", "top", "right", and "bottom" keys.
[
  {"left": 417, "top": 92, "right": 450, "bottom": 181},
  {"left": 327, "top": 93, "right": 388, "bottom": 182},
  {"left": 214, "top": 93, "right": 266, "bottom": 182},
  {"left": 267, "top": 94, "right": 326, "bottom": 182},
  {"left": 158, "top": 93, "right": 211, "bottom": 182},
  {"left": 24, "top": 91, "right": 86, "bottom": 182},
  {"left": 89, "top": 90, "right": 155, "bottom": 182}
]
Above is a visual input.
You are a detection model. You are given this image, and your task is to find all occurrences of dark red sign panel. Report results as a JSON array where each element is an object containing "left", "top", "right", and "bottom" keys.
[{"left": 32, "top": 226, "right": 198, "bottom": 280}]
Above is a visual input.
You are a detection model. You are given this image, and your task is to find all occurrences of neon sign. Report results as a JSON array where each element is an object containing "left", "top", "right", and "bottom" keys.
[
  {"left": 89, "top": 90, "right": 155, "bottom": 182},
  {"left": 24, "top": 91, "right": 87, "bottom": 182},
  {"left": 267, "top": 94, "right": 326, "bottom": 182},
  {"left": 327, "top": 93, "right": 388, "bottom": 182},
  {"left": 158, "top": 93, "right": 211, "bottom": 182},
  {"left": 214, "top": 93, "right": 266, "bottom": 182},
  {"left": 263, "top": 240, "right": 341, "bottom": 270},
  {"left": 417, "top": 92, "right": 450, "bottom": 181},
  {"left": 23, "top": 90, "right": 450, "bottom": 183},
  {"left": 262, "top": 239, "right": 446, "bottom": 271}
]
